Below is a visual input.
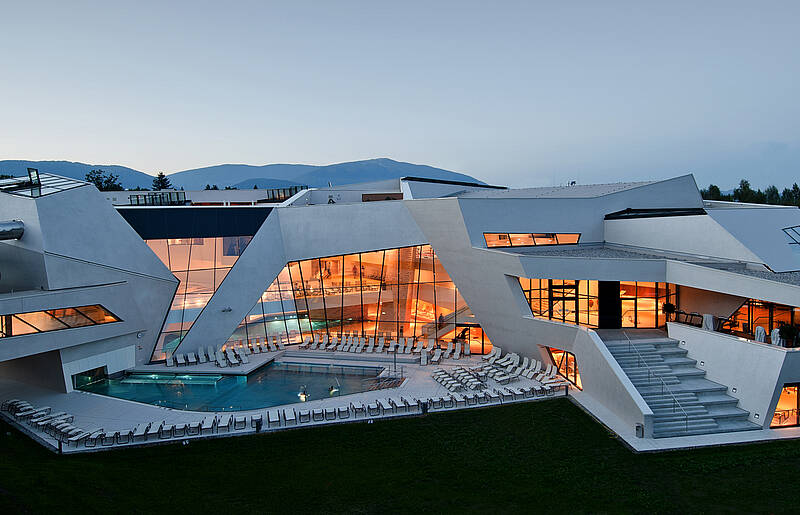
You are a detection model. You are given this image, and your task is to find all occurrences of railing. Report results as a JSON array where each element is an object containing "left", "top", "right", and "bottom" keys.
[{"left": 620, "top": 330, "right": 689, "bottom": 434}]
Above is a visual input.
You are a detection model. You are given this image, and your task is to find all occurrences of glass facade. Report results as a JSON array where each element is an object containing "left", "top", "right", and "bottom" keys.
[
  {"left": 484, "top": 232, "right": 580, "bottom": 248},
  {"left": 772, "top": 385, "right": 799, "bottom": 428},
  {"left": 224, "top": 245, "right": 491, "bottom": 354},
  {"left": 518, "top": 278, "right": 677, "bottom": 329},
  {"left": 547, "top": 347, "right": 582, "bottom": 389},
  {"left": 148, "top": 236, "right": 252, "bottom": 361},
  {"left": 518, "top": 279, "right": 599, "bottom": 327},
  {"left": 722, "top": 299, "right": 799, "bottom": 344},
  {"left": 0, "top": 305, "right": 119, "bottom": 338},
  {"left": 620, "top": 282, "right": 678, "bottom": 329}
]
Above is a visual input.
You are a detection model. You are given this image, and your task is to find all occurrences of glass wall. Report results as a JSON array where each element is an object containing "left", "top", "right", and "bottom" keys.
[
  {"left": 0, "top": 305, "right": 119, "bottom": 338},
  {"left": 518, "top": 278, "right": 676, "bottom": 329},
  {"left": 518, "top": 279, "right": 599, "bottom": 327},
  {"left": 547, "top": 347, "right": 582, "bottom": 389},
  {"left": 620, "top": 282, "right": 678, "bottom": 328},
  {"left": 484, "top": 232, "right": 580, "bottom": 248},
  {"left": 772, "top": 385, "right": 799, "bottom": 428},
  {"left": 723, "top": 299, "right": 799, "bottom": 344},
  {"left": 224, "top": 245, "right": 491, "bottom": 353},
  {"left": 147, "top": 236, "right": 252, "bottom": 361}
]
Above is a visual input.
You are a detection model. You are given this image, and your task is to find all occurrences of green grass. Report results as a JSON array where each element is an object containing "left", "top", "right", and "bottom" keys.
[{"left": 1, "top": 398, "right": 798, "bottom": 514}]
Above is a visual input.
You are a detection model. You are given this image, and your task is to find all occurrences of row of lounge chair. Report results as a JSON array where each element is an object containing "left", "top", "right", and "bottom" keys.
[
  {"left": 477, "top": 347, "right": 571, "bottom": 388},
  {"left": 0, "top": 400, "right": 93, "bottom": 446},
  {"left": 432, "top": 367, "right": 484, "bottom": 392},
  {"left": 165, "top": 337, "right": 288, "bottom": 369},
  {"left": 298, "top": 333, "right": 470, "bottom": 366}
]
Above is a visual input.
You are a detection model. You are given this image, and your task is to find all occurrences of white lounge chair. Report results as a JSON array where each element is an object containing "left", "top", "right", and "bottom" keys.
[
  {"left": 453, "top": 342, "right": 461, "bottom": 360},
  {"left": 187, "top": 352, "right": 198, "bottom": 365},
  {"left": 175, "top": 354, "right": 187, "bottom": 366},
  {"left": 431, "top": 349, "right": 442, "bottom": 364},
  {"left": 283, "top": 409, "right": 297, "bottom": 426},
  {"left": 268, "top": 410, "right": 281, "bottom": 428}
]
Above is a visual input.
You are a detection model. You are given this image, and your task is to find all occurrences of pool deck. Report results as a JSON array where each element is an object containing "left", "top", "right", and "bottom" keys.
[
  {"left": 0, "top": 352, "right": 566, "bottom": 453},
  {"left": 6, "top": 347, "right": 795, "bottom": 454}
]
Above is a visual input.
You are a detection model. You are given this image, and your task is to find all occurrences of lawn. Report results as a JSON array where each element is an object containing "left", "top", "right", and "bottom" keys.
[{"left": 0, "top": 397, "right": 797, "bottom": 514}]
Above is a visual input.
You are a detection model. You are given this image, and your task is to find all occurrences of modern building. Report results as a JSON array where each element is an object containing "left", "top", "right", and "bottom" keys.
[{"left": 1, "top": 171, "right": 799, "bottom": 450}]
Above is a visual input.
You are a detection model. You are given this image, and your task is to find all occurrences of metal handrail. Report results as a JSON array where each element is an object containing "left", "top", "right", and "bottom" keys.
[{"left": 620, "top": 330, "right": 689, "bottom": 434}]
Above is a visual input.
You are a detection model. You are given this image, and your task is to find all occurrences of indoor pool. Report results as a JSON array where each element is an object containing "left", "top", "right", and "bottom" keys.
[{"left": 77, "top": 362, "right": 384, "bottom": 412}]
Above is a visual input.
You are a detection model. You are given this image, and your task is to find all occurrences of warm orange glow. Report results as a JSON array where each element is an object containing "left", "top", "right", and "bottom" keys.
[
  {"left": 547, "top": 347, "right": 582, "bottom": 389},
  {"left": 772, "top": 385, "right": 798, "bottom": 428},
  {"left": 484, "top": 232, "right": 581, "bottom": 248},
  {"left": 225, "top": 244, "right": 492, "bottom": 354}
]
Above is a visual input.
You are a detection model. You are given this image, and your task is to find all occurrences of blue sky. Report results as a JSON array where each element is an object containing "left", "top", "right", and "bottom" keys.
[{"left": 1, "top": 1, "right": 798, "bottom": 189}]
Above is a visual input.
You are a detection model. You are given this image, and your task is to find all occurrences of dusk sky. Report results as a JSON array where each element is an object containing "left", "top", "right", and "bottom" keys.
[{"left": 2, "top": 1, "right": 799, "bottom": 189}]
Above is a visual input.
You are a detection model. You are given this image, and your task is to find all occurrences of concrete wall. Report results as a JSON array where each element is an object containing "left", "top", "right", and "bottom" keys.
[
  {"left": 667, "top": 322, "right": 786, "bottom": 426},
  {"left": 604, "top": 215, "right": 764, "bottom": 265},
  {"left": 0, "top": 350, "right": 67, "bottom": 392},
  {"left": 60, "top": 336, "right": 136, "bottom": 393}
]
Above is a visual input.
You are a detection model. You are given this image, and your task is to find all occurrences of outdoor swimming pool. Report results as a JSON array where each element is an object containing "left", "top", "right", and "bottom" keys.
[{"left": 77, "top": 362, "right": 384, "bottom": 411}]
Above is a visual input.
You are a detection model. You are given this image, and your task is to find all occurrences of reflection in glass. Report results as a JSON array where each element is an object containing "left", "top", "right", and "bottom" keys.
[
  {"left": 224, "top": 245, "right": 487, "bottom": 353},
  {"left": 147, "top": 235, "right": 252, "bottom": 361}
]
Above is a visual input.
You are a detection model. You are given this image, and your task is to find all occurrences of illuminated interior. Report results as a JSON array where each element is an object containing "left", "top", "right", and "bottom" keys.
[
  {"left": 519, "top": 278, "right": 599, "bottom": 327},
  {"left": 547, "top": 347, "right": 582, "bottom": 389},
  {"left": 772, "top": 385, "right": 799, "bottom": 428},
  {"left": 0, "top": 305, "right": 119, "bottom": 338},
  {"left": 518, "top": 278, "right": 676, "bottom": 329},
  {"left": 723, "top": 299, "right": 799, "bottom": 343},
  {"left": 484, "top": 232, "right": 581, "bottom": 248},
  {"left": 224, "top": 245, "right": 492, "bottom": 354},
  {"left": 147, "top": 236, "right": 252, "bottom": 361},
  {"left": 620, "top": 282, "right": 677, "bottom": 329}
]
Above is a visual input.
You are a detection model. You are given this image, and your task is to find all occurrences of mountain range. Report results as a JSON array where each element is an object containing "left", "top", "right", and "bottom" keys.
[{"left": 0, "top": 158, "right": 483, "bottom": 190}]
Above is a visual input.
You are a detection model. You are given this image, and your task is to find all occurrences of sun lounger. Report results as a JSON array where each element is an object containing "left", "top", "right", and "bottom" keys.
[
  {"left": 165, "top": 355, "right": 175, "bottom": 367},
  {"left": 324, "top": 407, "right": 336, "bottom": 420},
  {"left": 233, "top": 416, "right": 247, "bottom": 430},
  {"left": 68, "top": 427, "right": 101, "bottom": 446},
  {"left": 351, "top": 403, "right": 366, "bottom": 418},
  {"left": 431, "top": 349, "right": 442, "bottom": 364},
  {"left": 300, "top": 336, "right": 312, "bottom": 349},
  {"left": 250, "top": 414, "right": 262, "bottom": 429},
  {"left": 145, "top": 422, "right": 162, "bottom": 440},
  {"left": 310, "top": 408, "right": 324, "bottom": 421},
  {"left": 187, "top": 352, "right": 198, "bottom": 365},
  {"left": 175, "top": 353, "right": 186, "bottom": 366},
  {"left": 85, "top": 430, "right": 105, "bottom": 447},
  {"left": 238, "top": 350, "right": 250, "bottom": 364},
  {"left": 453, "top": 342, "right": 461, "bottom": 360},
  {"left": 132, "top": 423, "right": 149, "bottom": 441},
  {"left": 225, "top": 349, "right": 240, "bottom": 366},
  {"left": 404, "top": 340, "right": 413, "bottom": 354},
  {"left": 378, "top": 399, "right": 394, "bottom": 415},
  {"left": 159, "top": 424, "right": 174, "bottom": 439},
  {"left": 284, "top": 408, "right": 297, "bottom": 426},
  {"left": 367, "top": 402, "right": 380, "bottom": 416},
  {"left": 201, "top": 416, "right": 215, "bottom": 434},
  {"left": 268, "top": 409, "right": 281, "bottom": 428},
  {"left": 214, "top": 351, "right": 227, "bottom": 368},
  {"left": 375, "top": 337, "right": 385, "bottom": 353}
]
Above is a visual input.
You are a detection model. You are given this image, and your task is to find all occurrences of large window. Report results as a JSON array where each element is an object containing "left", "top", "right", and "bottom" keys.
[
  {"left": 546, "top": 347, "right": 582, "bottom": 389},
  {"left": 620, "top": 282, "right": 677, "bottom": 329},
  {"left": 0, "top": 305, "right": 119, "bottom": 338},
  {"left": 518, "top": 278, "right": 676, "bottom": 329},
  {"left": 722, "top": 299, "right": 799, "bottom": 344},
  {"left": 147, "top": 236, "right": 252, "bottom": 361},
  {"left": 484, "top": 232, "right": 580, "bottom": 248},
  {"left": 518, "top": 279, "right": 599, "bottom": 327},
  {"left": 224, "top": 245, "right": 491, "bottom": 354},
  {"left": 772, "top": 385, "right": 799, "bottom": 428}
]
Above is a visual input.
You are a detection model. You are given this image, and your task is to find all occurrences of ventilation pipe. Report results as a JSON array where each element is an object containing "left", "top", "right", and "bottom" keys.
[{"left": 0, "top": 220, "right": 24, "bottom": 240}]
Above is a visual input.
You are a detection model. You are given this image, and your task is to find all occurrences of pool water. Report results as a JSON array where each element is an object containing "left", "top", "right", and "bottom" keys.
[{"left": 78, "top": 362, "right": 384, "bottom": 412}]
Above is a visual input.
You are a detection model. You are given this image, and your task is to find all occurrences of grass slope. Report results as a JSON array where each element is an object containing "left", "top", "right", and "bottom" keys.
[{"left": 0, "top": 398, "right": 798, "bottom": 514}]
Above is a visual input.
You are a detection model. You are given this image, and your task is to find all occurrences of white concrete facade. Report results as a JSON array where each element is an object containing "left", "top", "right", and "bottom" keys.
[{"left": 2, "top": 172, "right": 800, "bottom": 449}]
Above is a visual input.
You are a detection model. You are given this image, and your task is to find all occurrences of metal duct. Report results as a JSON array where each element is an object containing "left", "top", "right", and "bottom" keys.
[{"left": 0, "top": 220, "right": 24, "bottom": 240}]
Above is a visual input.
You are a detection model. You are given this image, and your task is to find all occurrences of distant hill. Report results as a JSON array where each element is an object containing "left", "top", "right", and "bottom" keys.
[
  {"left": 232, "top": 177, "right": 307, "bottom": 189},
  {"left": 0, "top": 160, "right": 154, "bottom": 189},
  {"left": 0, "top": 158, "right": 484, "bottom": 190},
  {"left": 166, "top": 158, "right": 484, "bottom": 190}
]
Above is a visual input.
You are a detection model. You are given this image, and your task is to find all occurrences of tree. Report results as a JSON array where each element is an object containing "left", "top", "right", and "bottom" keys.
[
  {"left": 765, "top": 185, "right": 780, "bottom": 205},
  {"left": 703, "top": 184, "right": 722, "bottom": 200},
  {"left": 152, "top": 172, "right": 172, "bottom": 190},
  {"left": 85, "top": 169, "right": 123, "bottom": 191},
  {"left": 0, "top": 174, "right": 14, "bottom": 180},
  {"left": 733, "top": 179, "right": 757, "bottom": 203}
]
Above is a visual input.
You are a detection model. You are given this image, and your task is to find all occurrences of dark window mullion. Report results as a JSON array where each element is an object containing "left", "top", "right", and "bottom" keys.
[
  {"left": 318, "top": 259, "right": 330, "bottom": 337},
  {"left": 43, "top": 310, "right": 71, "bottom": 329}
]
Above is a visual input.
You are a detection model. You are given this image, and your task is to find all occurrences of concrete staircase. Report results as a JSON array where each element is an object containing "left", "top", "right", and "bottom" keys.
[{"left": 600, "top": 332, "right": 760, "bottom": 438}]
